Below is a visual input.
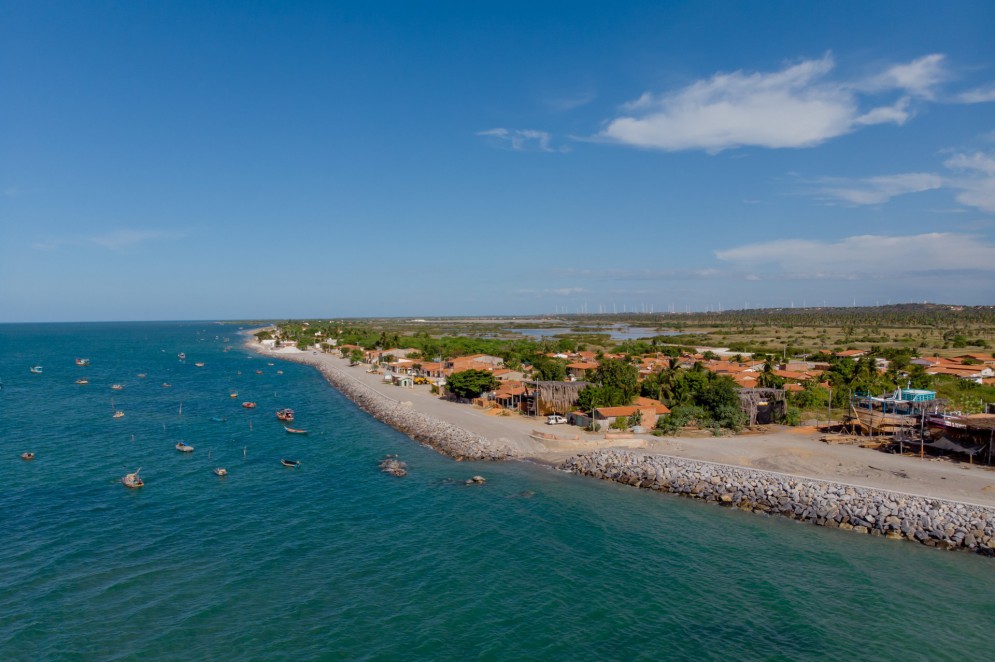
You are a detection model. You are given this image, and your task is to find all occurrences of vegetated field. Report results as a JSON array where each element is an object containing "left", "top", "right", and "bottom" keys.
[{"left": 272, "top": 304, "right": 995, "bottom": 358}]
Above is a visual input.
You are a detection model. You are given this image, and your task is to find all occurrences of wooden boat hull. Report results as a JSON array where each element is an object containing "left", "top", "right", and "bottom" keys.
[
  {"left": 280, "top": 459, "right": 300, "bottom": 468},
  {"left": 849, "top": 408, "right": 921, "bottom": 434}
]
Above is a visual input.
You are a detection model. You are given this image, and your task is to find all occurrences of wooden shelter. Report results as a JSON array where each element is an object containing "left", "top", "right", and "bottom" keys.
[
  {"left": 737, "top": 388, "right": 787, "bottom": 425},
  {"left": 523, "top": 381, "right": 590, "bottom": 417}
]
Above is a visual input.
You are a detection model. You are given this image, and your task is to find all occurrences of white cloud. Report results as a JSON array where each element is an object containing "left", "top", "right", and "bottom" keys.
[
  {"left": 855, "top": 96, "right": 911, "bottom": 126},
  {"left": 862, "top": 54, "right": 948, "bottom": 99},
  {"left": 715, "top": 232, "right": 995, "bottom": 276},
  {"left": 544, "top": 91, "right": 596, "bottom": 112},
  {"left": 477, "top": 128, "right": 555, "bottom": 152},
  {"left": 944, "top": 151, "right": 995, "bottom": 212},
  {"left": 600, "top": 53, "right": 949, "bottom": 153},
  {"left": 820, "top": 172, "right": 945, "bottom": 205},
  {"left": 955, "top": 84, "right": 995, "bottom": 104},
  {"left": 89, "top": 229, "right": 184, "bottom": 250}
]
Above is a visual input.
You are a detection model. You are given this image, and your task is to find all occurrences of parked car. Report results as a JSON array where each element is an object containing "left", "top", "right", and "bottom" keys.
[{"left": 546, "top": 414, "right": 567, "bottom": 425}]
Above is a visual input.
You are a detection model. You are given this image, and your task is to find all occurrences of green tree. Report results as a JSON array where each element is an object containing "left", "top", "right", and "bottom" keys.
[
  {"left": 445, "top": 370, "right": 500, "bottom": 399},
  {"left": 531, "top": 356, "right": 567, "bottom": 381},
  {"left": 348, "top": 349, "right": 364, "bottom": 365},
  {"left": 590, "top": 358, "right": 639, "bottom": 401}
]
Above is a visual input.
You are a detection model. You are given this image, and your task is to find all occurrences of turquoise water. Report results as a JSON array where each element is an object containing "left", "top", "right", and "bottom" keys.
[{"left": 1, "top": 322, "right": 993, "bottom": 660}]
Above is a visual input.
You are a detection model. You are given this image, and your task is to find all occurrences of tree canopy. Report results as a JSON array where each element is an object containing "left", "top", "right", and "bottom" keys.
[{"left": 445, "top": 369, "right": 500, "bottom": 399}]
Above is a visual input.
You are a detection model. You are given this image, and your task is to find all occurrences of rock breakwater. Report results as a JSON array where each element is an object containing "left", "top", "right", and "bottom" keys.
[{"left": 560, "top": 449, "right": 995, "bottom": 556}]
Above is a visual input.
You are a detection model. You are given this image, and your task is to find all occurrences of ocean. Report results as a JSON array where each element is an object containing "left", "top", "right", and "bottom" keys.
[{"left": 1, "top": 322, "right": 993, "bottom": 660}]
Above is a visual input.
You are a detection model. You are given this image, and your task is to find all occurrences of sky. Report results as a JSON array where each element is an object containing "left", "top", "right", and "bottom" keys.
[{"left": 2, "top": 0, "right": 994, "bottom": 322}]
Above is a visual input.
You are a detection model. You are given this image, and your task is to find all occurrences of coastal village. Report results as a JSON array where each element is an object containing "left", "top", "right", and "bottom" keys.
[
  {"left": 259, "top": 317, "right": 995, "bottom": 465},
  {"left": 252, "top": 316, "right": 995, "bottom": 557}
]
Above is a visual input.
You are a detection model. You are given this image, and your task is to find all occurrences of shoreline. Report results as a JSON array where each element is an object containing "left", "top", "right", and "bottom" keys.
[{"left": 244, "top": 332, "right": 995, "bottom": 555}]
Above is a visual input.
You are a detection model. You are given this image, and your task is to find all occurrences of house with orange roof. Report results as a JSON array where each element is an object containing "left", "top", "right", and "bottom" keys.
[
  {"left": 592, "top": 403, "right": 671, "bottom": 430},
  {"left": 835, "top": 349, "right": 868, "bottom": 359},
  {"left": 566, "top": 362, "right": 599, "bottom": 380},
  {"left": 925, "top": 364, "right": 993, "bottom": 383},
  {"left": 955, "top": 353, "right": 995, "bottom": 365}
]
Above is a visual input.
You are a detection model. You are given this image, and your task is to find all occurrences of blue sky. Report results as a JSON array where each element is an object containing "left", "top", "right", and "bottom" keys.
[{"left": 2, "top": 1, "right": 994, "bottom": 322}]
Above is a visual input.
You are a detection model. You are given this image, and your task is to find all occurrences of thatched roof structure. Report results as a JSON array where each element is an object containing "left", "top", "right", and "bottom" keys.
[
  {"left": 738, "top": 388, "right": 787, "bottom": 426},
  {"left": 524, "top": 381, "right": 589, "bottom": 416}
]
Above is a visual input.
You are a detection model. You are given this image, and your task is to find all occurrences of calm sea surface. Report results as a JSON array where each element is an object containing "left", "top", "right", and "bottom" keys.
[{"left": 1, "top": 322, "right": 993, "bottom": 660}]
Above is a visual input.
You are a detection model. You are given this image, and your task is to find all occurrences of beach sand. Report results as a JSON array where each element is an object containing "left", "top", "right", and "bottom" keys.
[{"left": 252, "top": 340, "right": 995, "bottom": 508}]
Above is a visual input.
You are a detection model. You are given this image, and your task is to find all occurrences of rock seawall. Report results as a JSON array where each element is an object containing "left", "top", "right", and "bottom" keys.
[{"left": 560, "top": 449, "right": 995, "bottom": 556}]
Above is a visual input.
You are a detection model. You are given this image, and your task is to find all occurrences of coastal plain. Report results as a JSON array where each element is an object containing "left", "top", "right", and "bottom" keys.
[{"left": 254, "top": 339, "right": 995, "bottom": 509}]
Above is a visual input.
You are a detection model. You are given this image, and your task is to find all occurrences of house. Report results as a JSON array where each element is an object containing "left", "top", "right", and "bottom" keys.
[
  {"left": 566, "top": 362, "right": 599, "bottom": 380},
  {"left": 492, "top": 368, "right": 525, "bottom": 382},
  {"left": 592, "top": 404, "right": 671, "bottom": 430},
  {"left": 835, "top": 349, "right": 868, "bottom": 359},
  {"left": 955, "top": 354, "right": 995, "bottom": 365},
  {"left": 491, "top": 381, "right": 527, "bottom": 411},
  {"left": 925, "top": 364, "right": 994, "bottom": 383}
]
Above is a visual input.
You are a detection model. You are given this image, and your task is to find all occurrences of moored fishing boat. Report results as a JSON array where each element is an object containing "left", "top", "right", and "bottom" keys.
[
  {"left": 111, "top": 384, "right": 124, "bottom": 391},
  {"left": 276, "top": 408, "right": 295, "bottom": 422},
  {"left": 113, "top": 410, "right": 125, "bottom": 419},
  {"left": 195, "top": 362, "right": 205, "bottom": 367},
  {"left": 284, "top": 427, "right": 308, "bottom": 435},
  {"left": 210, "top": 415, "right": 227, "bottom": 422},
  {"left": 175, "top": 442, "right": 195, "bottom": 452},
  {"left": 848, "top": 388, "right": 942, "bottom": 435},
  {"left": 230, "top": 392, "right": 238, "bottom": 398},
  {"left": 213, "top": 467, "right": 228, "bottom": 477},
  {"left": 122, "top": 468, "right": 144, "bottom": 488},
  {"left": 242, "top": 401, "right": 256, "bottom": 409},
  {"left": 76, "top": 378, "right": 89, "bottom": 385},
  {"left": 75, "top": 358, "right": 90, "bottom": 366},
  {"left": 178, "top": 352, "right": 186, "bottom": 361},
  {"left": 30, "top": 366, "right": 43, "bottom": 374},
  {"left": 20, "top": 452, "right": 35, "bottom": 461},
  {"left": 280, "top": 458, "right": 300, "bottom": 468}
]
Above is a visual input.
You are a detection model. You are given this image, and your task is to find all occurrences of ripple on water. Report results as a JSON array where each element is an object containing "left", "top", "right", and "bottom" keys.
[{"left": 1, "top": 323, "right": 994, "bottom": 661}]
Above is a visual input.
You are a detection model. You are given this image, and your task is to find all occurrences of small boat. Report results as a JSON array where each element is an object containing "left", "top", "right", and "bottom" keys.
[
  {"left": 113, "top": 411, "right": 125, "bottom": 419},
  {"left": 137, "top": 373, "right": 147, "bottom": 378},
  {"left": 195, "top": 362, "right": 205, "bottom": 367},
  {"left": 242, "top": 401, "right": 256, "bottom": 409},
  {"left": 30, "top": 366, "right": 43, "bottom": 374},
  {"left": 379, "top": 455, "right": 408, "bottom": 477},
  {"left": 122, "top": 468, "right": 144, "bottom": 488},
  {"left": 178, "top": 353, "right": 186, "bottom": 361},
  {"left": 162, "top": 382, "right": 172, "bottom": 388},
  {"left": 284, "top": 427, "right": 308, "bottom": 435},
  {"left": 280, "top": 458, "right": 300, "bottom": 468},
  {"left": 213, "top": 467, "right": 228, "bottom": 477},
  {"left": 175, "top": 442, "right": 194, "bottom": 452},
  {"left": 267, "top": 362, "right": 274, "bottom": 366},
  {"left": 276, "top": 370, "right": 284, "bottom": 375},
  {"left": 255, "top": 370, "right": 263, "bottom": 375},
  {"left": 76, "top": 378, "right": 89, "bottom": 385},
  {"left": 20, "top": 452, "right": 35, "bottom": 461},
  {"left": 276, "top": 408, "right": 295, "bottom": 422},
  {"left": 230, "top": 392, "right": 238, "bottom": 398},
  {"left": 111, "top": 384, "right": 124, "bottom": 391},
  {"left": 209, "top": 416, "right": 227, "bottom": 422},
  {"left": 75, "top": 358, "right": 90, "bottom": 366}
]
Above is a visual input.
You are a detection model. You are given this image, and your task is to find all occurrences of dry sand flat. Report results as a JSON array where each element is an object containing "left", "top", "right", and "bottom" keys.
[{"left": 252, "top": 340, "right": 995, "bottom": 508}]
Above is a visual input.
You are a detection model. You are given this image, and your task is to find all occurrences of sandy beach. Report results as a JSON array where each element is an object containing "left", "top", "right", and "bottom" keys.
[{"left": 251, "top": 340, "right": 995, "bottom": 508}]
